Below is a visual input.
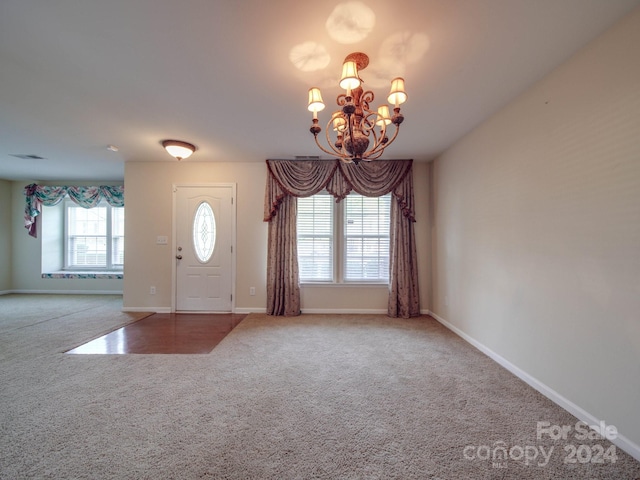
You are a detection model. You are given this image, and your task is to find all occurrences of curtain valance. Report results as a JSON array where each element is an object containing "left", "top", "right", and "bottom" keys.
[
  {"left": 24, "top": 184, "right": 124, "bottom": 238},
  {"left": 264, "top": 159, "right": 415, "bottom": 222}
]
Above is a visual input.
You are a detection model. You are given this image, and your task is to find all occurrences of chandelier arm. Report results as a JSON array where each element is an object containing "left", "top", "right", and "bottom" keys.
[
  {"left": 365, "top": 118, "right": 381, "bottom": 149},
  {"left": 361, "top": 90, "right": 375, "bottom": 112},
  {"left": 339, "top": 112, "right": 360, "bottom": 160},
  {"left": 360, "top": 111, "right": 379, "bottom": 135},
  {"left": 360, "top": 113, "right": 388, "bottom": 157},
  {"left": 384, "top": 124, "right": 401, "bottom": 146},
  {"left": 363, "top": 142, "right": 384, "bottom": 159},
  {"left": 324, "top": 119, "right": 336, "bottom": 151},
  {"left": 361, "top": 149, "right": 386, "bottom": 161},
  {"left": 365, "top": 124, "right": 400, "bottom": 157},
  {"left": 325, "top": 117, "right": 349, "bottom": 157},
  {"left": 314, "top": 133, "right": 344, "bottom": 157}
]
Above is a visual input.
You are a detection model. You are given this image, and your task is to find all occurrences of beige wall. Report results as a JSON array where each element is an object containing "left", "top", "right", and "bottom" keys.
[
  {"left": 0, "top": 180, "right": 11, "bottom": 292},
  {"left": 2, "top": 161, "right": 429, "bottom": 306},
  {"left": 123, "top": 160, "right": 431, "bottom": 313},
  {"left": 123, "top": 161, "right": 268, "bottom": 311},
  {"left": 432, "top": 8, "right": 640, "bottom": 449}
]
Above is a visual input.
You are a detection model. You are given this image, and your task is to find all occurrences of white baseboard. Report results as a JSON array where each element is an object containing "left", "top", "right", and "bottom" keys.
[
  {"left": 120, "top": 307, "right": 422, "bottom": 315},
  {"left": 123, "top": 307, "right": 266, "bottom": 315},
  {"left": 234, "top": 308, "right": 392, "bottom": 315},
  {"left": 237, "top": 308, "right": 425, "bottom": 316},
  {"left": 235, "top": 307, "right": 267, "bottom": 314},
  {"left": 428, "top": 311, "right": 640, "bottom": 463},
  {"left": 0, "top": 290, "right": 12, "bottom": 296},
  {"left": 8, "top": 289, "right": 123, "bottom": 295},
  {"left": 301, "top": 308, "right": 388, "bottom": 314},
  {"left": 122, "top": 307, "right": 171, "bottom": 314}
]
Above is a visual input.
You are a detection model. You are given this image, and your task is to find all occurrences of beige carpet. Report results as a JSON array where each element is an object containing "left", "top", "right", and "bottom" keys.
[{"left": 1, "top": 294, "right": 639, "bottom": 479}]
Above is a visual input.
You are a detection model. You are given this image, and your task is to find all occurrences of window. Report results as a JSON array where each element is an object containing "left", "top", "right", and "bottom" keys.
[
  {"left": 344, "top": 193, "right": 390, "bottom": 281},
  {"left": 65, "top": 200, "right": 124, "bottom": 270},
  {"left": 193, "top": 201, "right": 216, "bottom": 263},
  {"left": 297, "top": 192, "right": 334, "bottom": 281},
  {"left": 297, "top": 191, "right": 390, "bottom": 283}
]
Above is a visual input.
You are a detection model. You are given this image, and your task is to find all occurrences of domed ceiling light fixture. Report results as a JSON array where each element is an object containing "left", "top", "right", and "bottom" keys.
[
  {"left": 162, "top": 140, "right": 196, "bottom": 161},
  {"left": 307, "top": 52, "right": 407, "bottom": 164}
]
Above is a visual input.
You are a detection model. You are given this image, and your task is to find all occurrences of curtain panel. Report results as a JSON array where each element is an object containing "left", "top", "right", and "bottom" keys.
[
  {"left": 264, "top": 159, "right": 420, "bottom": 318},
  {"left": 23, "top": 184, "right": 125, "bottom": 238}
]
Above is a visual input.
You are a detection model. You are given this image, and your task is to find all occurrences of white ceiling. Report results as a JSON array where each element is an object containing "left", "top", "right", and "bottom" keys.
[{"left": 1, "top": 0, "right": 638, "bottom": 181}]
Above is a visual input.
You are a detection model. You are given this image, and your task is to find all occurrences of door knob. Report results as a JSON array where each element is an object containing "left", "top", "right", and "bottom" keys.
[{"left": 176, "top": 255, "right": 183, "bottom": 260}]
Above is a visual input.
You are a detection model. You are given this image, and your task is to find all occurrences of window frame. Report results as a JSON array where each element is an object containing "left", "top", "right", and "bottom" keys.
[{"left": 63, "top": 199, "right": 124, "bottom": 271}]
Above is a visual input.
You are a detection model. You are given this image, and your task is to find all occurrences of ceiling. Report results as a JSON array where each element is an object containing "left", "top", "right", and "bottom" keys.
[{"left": 1, "top": 0, "right": 638, "bottom": 182}]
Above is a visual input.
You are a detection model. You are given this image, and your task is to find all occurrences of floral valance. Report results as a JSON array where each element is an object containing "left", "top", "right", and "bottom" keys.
[
  {"left": 264, "top": 159, "right": 415, "bottom": 222},
  {"left": 24, "top": 184, "right": 124, "bottom": 238}
]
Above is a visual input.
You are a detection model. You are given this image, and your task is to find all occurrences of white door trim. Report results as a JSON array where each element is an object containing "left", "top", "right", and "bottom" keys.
[{"left": 171, "top": 183, "right": 237, "bottom": 313}]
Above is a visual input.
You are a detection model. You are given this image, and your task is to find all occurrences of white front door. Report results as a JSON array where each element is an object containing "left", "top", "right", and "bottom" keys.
[{"left": 174, "top": 185, "right": 235, "bottom": 312}]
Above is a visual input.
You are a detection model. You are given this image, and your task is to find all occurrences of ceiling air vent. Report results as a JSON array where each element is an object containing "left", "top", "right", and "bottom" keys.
[{"left": 10, "top": 154, "right": 46, "bottom": 160}]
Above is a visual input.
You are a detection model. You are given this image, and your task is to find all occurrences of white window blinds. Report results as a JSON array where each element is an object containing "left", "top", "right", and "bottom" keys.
[
  {"left": 344, "top": 193, "right": 390, "bottom": 281},
  {"left": 297, "top": 191, "right": 390, "bottom": 283},
  {"left": 297, "top": 191, "right": 334, "bottom": 282}
]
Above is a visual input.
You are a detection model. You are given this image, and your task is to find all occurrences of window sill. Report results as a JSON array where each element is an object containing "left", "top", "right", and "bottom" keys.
[{"left": 41, "top": 272, "right": 123, "bottom": 280}]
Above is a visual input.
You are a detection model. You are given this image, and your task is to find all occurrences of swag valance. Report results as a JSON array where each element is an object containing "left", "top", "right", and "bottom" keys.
[
  {"left": 264, "top": 159, "right": 420, "bottom": 318},
  {"left": 24, "top": 184, "right": 124, "bottom": 238}
]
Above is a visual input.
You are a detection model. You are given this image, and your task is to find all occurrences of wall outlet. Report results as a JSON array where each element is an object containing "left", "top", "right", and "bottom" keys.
[
  {"left": 249, "top": 287, "right": 256, "bottom": 296},
  {"left": 150, "top": 286, "right": 156, "bottom": 295}
]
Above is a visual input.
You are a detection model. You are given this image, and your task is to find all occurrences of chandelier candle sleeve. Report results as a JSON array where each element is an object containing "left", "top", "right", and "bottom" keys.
[{"left": 307, "top": 52, "right": 407, "bottom": 164}]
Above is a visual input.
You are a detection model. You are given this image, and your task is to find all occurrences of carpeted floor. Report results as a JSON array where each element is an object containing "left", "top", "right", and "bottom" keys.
[{"left": 1, "top": 294, "right": 639, "bottom": 479}]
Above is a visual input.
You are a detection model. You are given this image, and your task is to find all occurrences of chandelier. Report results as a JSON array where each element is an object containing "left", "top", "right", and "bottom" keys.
[{"left": 307, "top": 52, "right": 407, "bottom": 164}]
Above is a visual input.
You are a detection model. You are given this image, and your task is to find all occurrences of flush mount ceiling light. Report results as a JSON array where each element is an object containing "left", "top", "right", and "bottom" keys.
[
  {"left": 307, "top": 52, "right": 407, "bottom": 164},
  {"left": 161, "top": 140, "right": 196, "bottom": 161}
]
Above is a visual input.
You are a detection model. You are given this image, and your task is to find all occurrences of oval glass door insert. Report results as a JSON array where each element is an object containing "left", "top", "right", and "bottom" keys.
[{"left": 193, "top": 201, "right": 216, "bottom": 263}]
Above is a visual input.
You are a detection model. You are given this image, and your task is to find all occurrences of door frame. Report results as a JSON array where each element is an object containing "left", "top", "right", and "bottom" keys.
[{"left": 171, "top": 183, "right": 237, "bottom": 313}]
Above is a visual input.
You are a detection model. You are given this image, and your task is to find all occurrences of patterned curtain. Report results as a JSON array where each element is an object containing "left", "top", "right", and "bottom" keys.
[
  {"left": 264, "top": 159, "right": 420, "bottom": 318},
  {"left": 264, "top": 161, "right": 336, "bottom": 316},
  {"left": 266, "top": 195, "right": 301, "bottom": 316},
  {"left": 23, "top": 184, "right": 125, "bottom": 238}
]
